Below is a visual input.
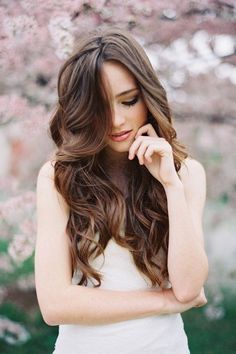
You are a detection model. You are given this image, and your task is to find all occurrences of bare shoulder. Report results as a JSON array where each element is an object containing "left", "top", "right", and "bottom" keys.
[
  {"left": 36, "top": 159, "right": 69, "bottom": 214},
  {"left": 178, "top": 157, "right": 206, "bottom": 213},
  {"left": 37, "top": 159, "right": 56, "bottom": 180},
  {"left": 178, "top": 157, "right": 206, "bottom": 181}
]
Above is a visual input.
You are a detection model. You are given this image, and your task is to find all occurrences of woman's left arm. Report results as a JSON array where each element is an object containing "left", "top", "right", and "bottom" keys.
[
  {"left": 129, "top": 123, "right": 209, "bottom": 303},
  {"left": 164, "top": 158, "right": 209, "bottom": 303}
]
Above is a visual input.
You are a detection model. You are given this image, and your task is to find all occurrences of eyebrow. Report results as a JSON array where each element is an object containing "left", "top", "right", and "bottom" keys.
[{"left": 115, "top": 87, "right": 138, "bottom": 98}]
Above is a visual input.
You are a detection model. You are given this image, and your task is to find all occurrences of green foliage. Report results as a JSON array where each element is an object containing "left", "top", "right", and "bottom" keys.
[
  {"left": 0, "top": 303, "right": 58, "bottom": 354},
  {"left": 0, "top": 254, "right": 34, "bottom": 286},
  {"left": 0, "top": 239, "right": 9, "bottom": 253},
  {"left": 183, "top": 288, "right": 236, "bottom": 354},
  {"left": 218, "top": 192, "right": 229, "bottom": 205},
  {"left": 209, "top": 152, "right": 222, "bottom": 164}
]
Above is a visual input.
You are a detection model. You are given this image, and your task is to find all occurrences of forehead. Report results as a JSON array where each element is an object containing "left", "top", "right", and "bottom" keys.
[{"left": 101, "top": 60, "right": 137, "bottom": 97}]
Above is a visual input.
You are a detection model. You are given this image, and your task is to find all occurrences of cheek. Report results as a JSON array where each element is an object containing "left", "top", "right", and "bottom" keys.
[{"left": 136, "top": 105, "right": 148, "bottom": 125}]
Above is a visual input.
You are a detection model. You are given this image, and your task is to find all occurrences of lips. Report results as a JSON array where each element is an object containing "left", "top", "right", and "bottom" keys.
[
  {"left": 109, "top": 130, "right": 133, "bottom": 142},
  {"left": 110, "top": 130, "right": 132, "bottom": 137}
]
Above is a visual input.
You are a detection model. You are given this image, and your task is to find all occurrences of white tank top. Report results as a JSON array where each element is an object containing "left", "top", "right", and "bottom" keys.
[{"left": 52, "top": 235, "right": 190, "bottom": 354}]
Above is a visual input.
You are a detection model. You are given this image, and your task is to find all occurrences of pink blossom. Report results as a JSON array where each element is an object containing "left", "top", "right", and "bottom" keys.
[
  {"left": 0, "top": 316, "right": 30, "bottom": 345},
  {"left": 8, "top": 233, "right": 35, "bottom": 265},
  {"left": 130, "top": 0, "right": 153, "bottom": 16},
  {"left": 3, "top": 15, "right": 39, "bottom": 40},
  {"left": 0, "top": 191, "right": 36, "bottom": 224},
  {"left": 204, "top": 304, "right": 225, "bottom": 320},
  {"left": 0, "top": 95, "right": 29, "bottom": 125},
  {"left": 48, "top": 15, "right": 75, "bottom": 60},
  {"left": 88, "top": 0, "right": 108, "bottom": 12},
  {"left": 0, "top": 254, "right": 14, "bottom": 272},
  {"left": 16, "top": 274, "right": 35, "bottom": 291},
  {"left": 20, "top": 106, "right": 50, "bottom": 138},
  {"left": 0, "top": 175, "right": 20, "bottom": 195},
  {"left": 19, "top": 218, "right": 37, "bottom": 238}
]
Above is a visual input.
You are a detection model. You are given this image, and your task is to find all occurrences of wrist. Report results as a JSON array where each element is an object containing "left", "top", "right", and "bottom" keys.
[
  {"left": 143, "top": 288, "right": 169, "bottom": 316},
  {"left": 159, "top": 289, "right": 173, "bottom": 315},
  {"left": 163, "top": 179, "right": 184, "bottom": 192}
]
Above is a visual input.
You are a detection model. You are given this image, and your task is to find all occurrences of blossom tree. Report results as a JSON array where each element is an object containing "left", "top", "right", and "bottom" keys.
[{"left": 0, "top": 0, "right": 235, "bottom": 347}]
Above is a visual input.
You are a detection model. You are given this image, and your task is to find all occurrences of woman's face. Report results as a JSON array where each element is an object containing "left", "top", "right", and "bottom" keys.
[{"left": 101, "top": 60, "right": 148, "bottom": 153}]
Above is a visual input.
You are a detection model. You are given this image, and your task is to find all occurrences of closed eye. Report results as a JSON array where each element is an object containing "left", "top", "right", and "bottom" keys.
[{"left": 122, "top": 95, "right": 139, "bottom": 107}]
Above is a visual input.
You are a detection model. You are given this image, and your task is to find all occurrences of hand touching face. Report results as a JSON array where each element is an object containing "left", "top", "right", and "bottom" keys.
[{"left": 129, "top": 123, "right": 181, "bottom": 188}]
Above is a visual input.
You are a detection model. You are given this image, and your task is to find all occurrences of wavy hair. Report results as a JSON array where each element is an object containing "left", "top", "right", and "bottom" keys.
[{"left": 48, "top": 27, "right": 189, "bottom": 288}]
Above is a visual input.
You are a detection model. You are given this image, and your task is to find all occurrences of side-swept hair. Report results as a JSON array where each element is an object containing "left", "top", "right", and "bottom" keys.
[{"left": 48, "top": 27, "right": 188, "bottom": 288}]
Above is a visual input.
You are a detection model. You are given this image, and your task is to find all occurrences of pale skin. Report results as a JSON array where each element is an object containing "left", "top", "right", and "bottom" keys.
[
  {"left": 128, "top": 124, "right": 209, "bottom": 301},
  {"left": 35, "top": 60, "right": 208, "bottom": 326}
]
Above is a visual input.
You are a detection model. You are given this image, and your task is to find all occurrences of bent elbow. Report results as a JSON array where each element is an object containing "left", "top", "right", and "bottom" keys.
[
  {"left": 40, "top": 305, "right": 61, "bottom": 326},
  {"left": 175, "top": 291, "right": 199, "bottom": 303},
  {"left": 173, "top": 264, "right": 209, "bottom": 304},
  {"left": 37, "top": 287, "right": 72, "bottom": 326},
  {"left": 174, "top": 285, "right": 205, "bottom": 303},
  {"left": 43, "top": 314, "right": 59, "bottom": 326},
  {"left": 41, "top": 310, "right": 58, "bottom": 326}
]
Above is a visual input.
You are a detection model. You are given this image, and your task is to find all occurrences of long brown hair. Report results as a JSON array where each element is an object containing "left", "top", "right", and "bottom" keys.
[{"left": 48, "top": 27, "right": 188, "bottom": 288}]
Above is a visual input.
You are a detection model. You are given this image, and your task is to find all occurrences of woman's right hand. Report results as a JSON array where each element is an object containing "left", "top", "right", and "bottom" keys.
[{"left": 160, "top": 287, "right": 207, "bottom": 315}]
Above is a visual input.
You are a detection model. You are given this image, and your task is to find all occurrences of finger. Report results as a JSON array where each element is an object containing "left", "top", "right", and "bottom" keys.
[
  {"left": 136, "top": 141, "right": 149, "bottom": 165},
  {"left": 146, "top": 140, "right": 172, "bottom": 158},
  {"left": 135, "top": 123, "right": 158, "bottom": 138},
  {"left": 144, "top": 144, "right": 156, "bottom": 163},
  {"left": 128, "top": 138, "right": 142, "bottom": 160},
  {"left": 129, "top": 136, "right": 150, "bottom": 159}
]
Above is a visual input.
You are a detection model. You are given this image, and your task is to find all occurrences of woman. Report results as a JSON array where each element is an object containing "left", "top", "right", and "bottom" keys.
[{"left": 35, "top": 27, "right": 208, "bottom": 354}]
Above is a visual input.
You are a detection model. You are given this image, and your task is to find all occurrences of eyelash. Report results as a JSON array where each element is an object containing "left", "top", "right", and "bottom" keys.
[{"left": 122, "top": 95, "right": 139, "bottom": 107}]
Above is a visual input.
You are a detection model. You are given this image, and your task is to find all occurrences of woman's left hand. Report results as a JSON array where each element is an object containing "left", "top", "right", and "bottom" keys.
[{"left": 128, "top": 123, "right": 182, "bottom": 188}]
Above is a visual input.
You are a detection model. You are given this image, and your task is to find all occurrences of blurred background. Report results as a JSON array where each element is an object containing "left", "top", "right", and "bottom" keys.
[{"left": 0, "top": 1, "right": 235, "bottom": 353}]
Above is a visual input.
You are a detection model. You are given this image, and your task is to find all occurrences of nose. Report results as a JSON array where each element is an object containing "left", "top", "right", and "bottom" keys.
[{"left": 112, "top": 105, "right": 126, "bottom": 128}]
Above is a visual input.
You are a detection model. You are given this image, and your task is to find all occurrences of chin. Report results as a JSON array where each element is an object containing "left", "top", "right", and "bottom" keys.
[
  {"left": 107, "top": 137, "right": 134, "bottom": 153},
  {"left": 109, "top": 146, "right": 130, "bottom": 153}
]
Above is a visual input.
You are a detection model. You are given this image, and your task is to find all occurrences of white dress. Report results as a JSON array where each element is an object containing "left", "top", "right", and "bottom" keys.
[{"left": 52, "top": 234, "right": 190, "bottom": 354}]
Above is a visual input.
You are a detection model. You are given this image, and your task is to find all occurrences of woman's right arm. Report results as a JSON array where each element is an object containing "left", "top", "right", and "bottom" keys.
[{"left": 34, "top": 160, "right": 207, "bottom": 327}]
